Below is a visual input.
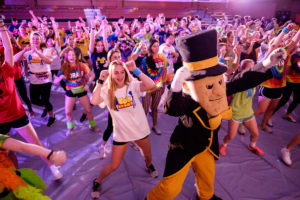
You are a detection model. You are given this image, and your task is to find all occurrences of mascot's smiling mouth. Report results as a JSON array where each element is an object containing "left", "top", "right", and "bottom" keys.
[{"left": 209, "top": 97, "right": 222, "bottom": 101}]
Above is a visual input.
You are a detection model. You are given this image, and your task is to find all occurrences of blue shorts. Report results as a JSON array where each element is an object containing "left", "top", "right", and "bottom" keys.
[{"left": 232, "top": 114, "right": 254, "bottom": 123}]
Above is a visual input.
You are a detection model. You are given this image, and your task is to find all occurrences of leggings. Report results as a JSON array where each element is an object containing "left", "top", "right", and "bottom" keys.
[
  {"left": 51, "top": 70, "right": 66, "bottom": 91},
  {"left": 273, "top": 82, "right": 300, "bottom": 114},
  {"left": 15, "top": 76, "right": 32, "bottom": 112},
  {"left": 103, "top": 112, "right": 113, "bottom": 142},
  {"left": 142, "top": 87, "right": 165, "bottom": 126},
  {"left": 29, "top": 82, "right": 53, "bottom": 112}
]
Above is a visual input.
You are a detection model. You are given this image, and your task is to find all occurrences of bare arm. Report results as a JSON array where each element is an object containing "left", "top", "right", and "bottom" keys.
[
  {"left": 2, "top": 137, "right": 67, "bottom": 166},
  {"left": 89, "top": 21, "right": 96, "bottom": 54},
  {"left": 0, "top": 20, "right": 13, "bottom": 67},
  {"left": 91, "top": 70, "right": 108, "bottom": 105},
  {"left": 126, "top": 60, "right": 155, "bottom": 92}
]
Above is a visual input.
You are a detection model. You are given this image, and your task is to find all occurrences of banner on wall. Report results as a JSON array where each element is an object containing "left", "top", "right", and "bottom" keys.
[{"left": 84, "top": 9, "right": 102, "bottom": 26}]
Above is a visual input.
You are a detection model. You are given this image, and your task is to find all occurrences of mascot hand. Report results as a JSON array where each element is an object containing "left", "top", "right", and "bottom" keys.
[
  {"left": 171, "top": 66, "right": 190, "bottom": 92},
  {"left": 262, "top": 47, "right": 287, "bottom": 69}
]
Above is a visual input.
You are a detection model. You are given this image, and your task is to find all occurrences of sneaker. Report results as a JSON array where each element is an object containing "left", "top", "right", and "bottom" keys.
[
  {"left": 49, "top": 165, "right": 63, "bottom": 180},
  {"left": 41, "top": 108, "right": 47, "bottom": 118},
  {"left": 238, "top": 124, "right": 246, "bottom": 135},
  {"left": 90, "top": 126, "right": 101, "bottom": 133},
  {"left": 98, "top": 145, "right": 106, "bottom": 159},
  {"left": 147, "top": 164, "right": 158, "bottom": 178},
  {"left": 152, "top": 126, "right": 161, "bottom": 135},
  {"left": 259, "top": 124, "right": 272, "bottom": 133},
  {"left": 196, "top": 194, "right": 222, "bottom": 200},
  {"left": 66, "top": 128, "right": 74, "bottom": 136},
  {"left": 129, "top": 142, "right": 140, "bottom": 151},
  {"left": 281, "top": 147, "right": 292, "bottom": 166},
  {"left": 248, "top": 145, "right": 264, "bottom": 156},
  {"left": 267, "top": 118, "right": 273, "bottom": 127},
  {"left": 219, "top": 144, "right": 227, "bottom": 156},
  {"left": 47, "top": 117, "right": 56, "bottom": 127},
  {"left": 91, "top": 179, "right": 101, "bottom": 199},
  {"left": 79, "top": 113, "right": 87, "bottom": 123},
  {"left": 282, "top": 114, "right": 296, "bottom": 123},
  {"left": 29, "top": 111, "right": 35, "bottom": 118}
]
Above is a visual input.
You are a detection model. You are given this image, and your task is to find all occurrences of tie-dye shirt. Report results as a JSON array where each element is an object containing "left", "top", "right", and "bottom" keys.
[
  {"left": 286, "top": 52, "right": 300, "bottom": 83},
  {"left": 140, "top": 54, "right": 168, "bottom": 91},
  {"left": 260, "top": 49, "right": 290, "bottom": 88},
  {"left": 59, "top": 63, "right": 90, "bottom": 90}
]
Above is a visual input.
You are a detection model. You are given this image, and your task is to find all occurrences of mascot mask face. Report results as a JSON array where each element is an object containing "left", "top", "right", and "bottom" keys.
[
  {"left": 185, "top": 74, "right": 228, "bottom": 117},
  {"left": 176, "top": 29, "right": 229, "bottom": 117}
]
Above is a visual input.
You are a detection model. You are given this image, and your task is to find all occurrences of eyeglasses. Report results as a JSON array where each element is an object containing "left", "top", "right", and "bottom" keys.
[{"left": 121, "top": 46, "right": 127, "bottom": 48}]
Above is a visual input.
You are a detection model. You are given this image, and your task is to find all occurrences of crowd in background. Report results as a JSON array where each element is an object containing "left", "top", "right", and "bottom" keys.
[{"left": 1, "top": 9, "right": 300, "bottom": 199}]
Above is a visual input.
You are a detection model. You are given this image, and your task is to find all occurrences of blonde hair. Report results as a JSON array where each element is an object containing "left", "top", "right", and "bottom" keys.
[
  {"left": 107, "top": 60, "right": 133, "bottom": 110},
  {"left": 240, "top": 59, "right": 254, "bottom": 72}
]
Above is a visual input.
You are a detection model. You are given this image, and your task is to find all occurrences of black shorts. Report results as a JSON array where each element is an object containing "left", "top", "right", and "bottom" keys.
[
  {"left": 0, "top": 115, "right": 30, "bottom": 135},
  {"left": 65, "top": 90, "right": 88, "bottom": 98},
  {"left": 84, "top": 56, "right": 90, "bottom": 61},
  {"left": 112, "top": 135, "right": 149, "bottom": 146},
  {"left": 259, "top": 86, "right": 283, "bottom": 99}
]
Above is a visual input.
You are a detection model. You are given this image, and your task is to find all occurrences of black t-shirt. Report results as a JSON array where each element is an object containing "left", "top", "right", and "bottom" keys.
[
  {"left": 135, "top": 55, "right": 146, "bottom": 69},
  {"left": 90, "top": 50, "right": 108, "bottom": 80}
]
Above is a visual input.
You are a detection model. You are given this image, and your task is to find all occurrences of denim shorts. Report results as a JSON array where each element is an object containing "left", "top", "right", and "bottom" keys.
[{"left": 232, "top": 114, "right": 254, "bottom": 123}]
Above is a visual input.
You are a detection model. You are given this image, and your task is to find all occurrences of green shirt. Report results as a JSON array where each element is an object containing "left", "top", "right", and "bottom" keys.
[{"left": 231, "top": 88, "right": 256, "bottom": 119}]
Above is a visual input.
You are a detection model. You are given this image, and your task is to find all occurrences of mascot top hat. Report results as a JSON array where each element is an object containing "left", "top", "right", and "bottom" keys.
[{"left": 176, "top": 29, "right": 227, "bottom": 81}]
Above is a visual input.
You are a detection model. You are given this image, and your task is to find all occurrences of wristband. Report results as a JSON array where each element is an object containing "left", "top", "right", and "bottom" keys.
[
  {"left": 282, "top": 27, "right": 289, "bottom": 34},
  {"left": 47, "top": 150, "right": 54, "bottom": 160},
  {"left": 97, "top": 79, "right": 104, "bottom": 84},
  {"left": 218, "top": 57, "right": 225, "bottom": 63},
  {"left": 86, "top": 81, "right": 92, "bottom": 87},
  {"left": 133, "top": 68, "right": 141, "bottom": 76}
]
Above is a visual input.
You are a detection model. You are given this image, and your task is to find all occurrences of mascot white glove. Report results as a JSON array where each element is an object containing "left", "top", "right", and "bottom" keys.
[
  {"left": 262, "top": 47, "right": 287, "bottom": 69},
  {"left": 171, "top": 66, "right": 191, "bottom": 92}
]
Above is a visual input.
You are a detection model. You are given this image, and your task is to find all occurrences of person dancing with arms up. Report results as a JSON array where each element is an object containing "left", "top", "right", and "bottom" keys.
[{"left": 90, "top": 60, "right": 158, "bottom": 198}]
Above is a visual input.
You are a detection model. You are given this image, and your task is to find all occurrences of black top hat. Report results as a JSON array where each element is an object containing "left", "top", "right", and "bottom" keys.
[{"left": 175, "top": 29, "right": 227, "bottom": 80}]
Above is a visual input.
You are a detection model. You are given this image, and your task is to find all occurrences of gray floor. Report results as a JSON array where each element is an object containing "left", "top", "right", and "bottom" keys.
[{"left": 11, "top": 85, "right": 300, "bottom": 200}]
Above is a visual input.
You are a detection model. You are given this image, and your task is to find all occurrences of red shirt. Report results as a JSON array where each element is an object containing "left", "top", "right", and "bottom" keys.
[
  {"left": 0, "top": 45, "right": 22, "bottom": 80},
  {"left": 0, "top": 63, "right": 26, "bottom": 123}
]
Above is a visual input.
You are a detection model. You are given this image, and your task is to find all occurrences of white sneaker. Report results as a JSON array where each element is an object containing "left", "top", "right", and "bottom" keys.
[
  {"left": 147, "top": 164, "right": 158, "bottom": 178},
  {"left": 98, "top": 145, "right": 106, "bottom": 159},
  {"left": 152, "top": 126, "right": 162, "bottom": 135},
  {"left": 281, "top": 148, "right": 292, "bottom": 166},
  {"left": 129, "top": 142, "right": 140, "bottom": 151},
  {"left": 49, "top": 165, "right": 63, "bottom": 180},
  {"left": 66, "top": 128, "right": 74, "bottom": 136},
  {"left": 238, "top": 124, "right": 246, "bottom": 135},
  {"left": 90, "top": 126, "right": 101, "bottom": 133}
]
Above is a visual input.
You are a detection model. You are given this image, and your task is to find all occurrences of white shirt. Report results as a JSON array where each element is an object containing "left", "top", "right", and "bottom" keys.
[
  {"left": 159, "top": 43, "right": 175, "bottom": 75},
  {"left": 100, "top": 81, "right": 150, "bottom": 142},
  {"left": 24, "top": 48, "right": 52, "bottom": 84}
]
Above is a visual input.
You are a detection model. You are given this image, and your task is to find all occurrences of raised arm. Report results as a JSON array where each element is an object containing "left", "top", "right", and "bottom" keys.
[
  {"left": 126, "top": 60, "right": 155, "bottom": 92},
  {"left": 0, "top": 20, "right": 13, "bottom": 67},
  {"left": 91, "top": 70, "right": 108, "bottom": 105},
  {"left": 89, "top": 20, "right": 96, "bottom": 54}
]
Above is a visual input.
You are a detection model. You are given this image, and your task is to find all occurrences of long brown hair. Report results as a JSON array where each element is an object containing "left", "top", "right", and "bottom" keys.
[
  {"left": 61, "top": 48, "right": 82, "bottom": 81},
  {"left": 107, "top": 60, "right": 132, "bottom": 110},
  {"left": 146, "top": 38, "right": 159, "bottom": 72}
]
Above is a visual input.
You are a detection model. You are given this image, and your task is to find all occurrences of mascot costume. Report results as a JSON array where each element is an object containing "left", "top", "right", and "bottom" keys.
[{"left": 146, "top": 30, "right": 286, "bottom": 200}]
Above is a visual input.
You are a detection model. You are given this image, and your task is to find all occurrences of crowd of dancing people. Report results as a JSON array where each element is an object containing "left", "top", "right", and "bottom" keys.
[{"left": 0, "top": 10, "right": 300, "bottom": 199}]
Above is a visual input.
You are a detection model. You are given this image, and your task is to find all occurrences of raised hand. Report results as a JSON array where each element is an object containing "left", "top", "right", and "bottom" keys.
[
  {"left": 171, "top": 66, "right": 191, "bottom": 92},
  {"left": 262, "top": 47, "right": 287, "bottom": 69}
]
